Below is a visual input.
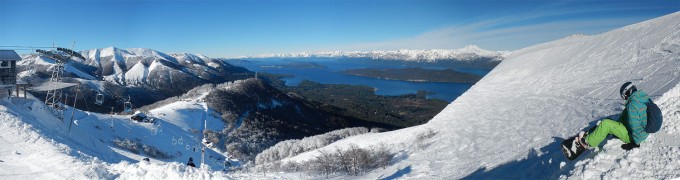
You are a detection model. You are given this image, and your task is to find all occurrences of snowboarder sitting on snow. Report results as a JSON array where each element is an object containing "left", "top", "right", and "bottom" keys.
[
  {"left": 187, "top": 157, "right": 196, "bottom": 167},
  {"left": 573, "top": 82, "right": 662, "bottom": 153}
]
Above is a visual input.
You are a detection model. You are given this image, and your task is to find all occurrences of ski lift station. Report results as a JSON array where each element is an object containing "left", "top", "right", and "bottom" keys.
[{"left": 0, "top": 50, "right": 21, "bottom": 97}]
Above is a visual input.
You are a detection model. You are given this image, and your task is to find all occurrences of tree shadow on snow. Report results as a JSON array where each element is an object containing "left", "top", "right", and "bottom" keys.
[
  {"left": 379, "top": 165, "right": 412, "bottom": 180},
  {"left": 462, "top": 114, "right": 619, "bottom": 179}
]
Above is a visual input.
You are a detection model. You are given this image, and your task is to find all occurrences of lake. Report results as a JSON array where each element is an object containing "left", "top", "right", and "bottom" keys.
[{"left": 228, "top": 58, "right": 491, "bottom": 102}]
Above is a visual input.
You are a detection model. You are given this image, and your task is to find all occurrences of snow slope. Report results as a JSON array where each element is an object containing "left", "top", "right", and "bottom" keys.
[
  {"left": 0, "top": 93, "right": 235, "bottom": 179},
  {"left": 0, "top": 101, "right": 103, "bottom": 179},
  {"left": 284, "top": 11, "right": 680, "bottom": 179}
]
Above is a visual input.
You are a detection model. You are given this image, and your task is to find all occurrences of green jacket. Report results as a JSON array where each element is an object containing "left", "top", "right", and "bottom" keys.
[{"left": 618, "top": 90, "right": 650, "bottom": 145}]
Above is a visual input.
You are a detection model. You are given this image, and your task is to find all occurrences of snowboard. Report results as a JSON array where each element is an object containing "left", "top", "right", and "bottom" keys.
[{"left": 561, "top": 134, "right": 586, "bottom": 160}]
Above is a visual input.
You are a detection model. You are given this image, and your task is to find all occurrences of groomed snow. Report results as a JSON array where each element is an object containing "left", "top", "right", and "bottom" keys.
[{"left": 283, "top": 11, "right": 680, "bottom": 179}]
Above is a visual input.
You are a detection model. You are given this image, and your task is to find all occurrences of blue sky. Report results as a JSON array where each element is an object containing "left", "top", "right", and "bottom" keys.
[{"left": 1, "top": 0, "right": 678, "bottom": 58}]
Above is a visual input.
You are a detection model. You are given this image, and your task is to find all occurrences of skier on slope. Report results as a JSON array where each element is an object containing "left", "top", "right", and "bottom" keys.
[
  {"left": 187, "top": 157, "right": 196, "bottom": 167},
  {"left": 563, "top": 82, "right": 663, "bottom": 160}
]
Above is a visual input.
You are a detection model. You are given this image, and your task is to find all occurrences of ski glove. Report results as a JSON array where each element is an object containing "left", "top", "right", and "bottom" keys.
[{"left": 621, "top": 143, "right": 640, "bottom": 150}]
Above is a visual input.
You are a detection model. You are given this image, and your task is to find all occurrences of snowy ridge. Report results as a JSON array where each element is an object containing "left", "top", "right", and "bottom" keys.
[
  {"left": 124, "top": 61, "right": 149, "bottom": 85},
  {"left": 245, "top": 45, "right": 511, "bottom": 62},
  {"left": 20, "top": 47, "right": 248, "bottom": 91},
  {"left": 283, "top": 12, "right": 680, "bottom": 179},
  {"left": 172, "top": 53, "right": 210, "bottom": 65},
  {"left": 81, "top": 47, "right": 180, "bottom": 65},
  {"left": 79, "top": 47, "right": 184, "bottom": 85}
]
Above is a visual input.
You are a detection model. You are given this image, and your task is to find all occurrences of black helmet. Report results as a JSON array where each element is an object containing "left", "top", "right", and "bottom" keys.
[
  {"left": 189, "top": 157, "right": 193, "bottom": 161},
  {"left": 620, "top": 82, "right": 637, "bottom": 100}
]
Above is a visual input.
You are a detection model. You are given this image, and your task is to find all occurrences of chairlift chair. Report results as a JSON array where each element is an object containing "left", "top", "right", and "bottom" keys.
[
  {"left": 95, "top": 93, "right": 104, "bottom": 105},
  {"left": 123, "top": 96, "right": 133, "bottom": 113},
  {"left": 124, "top": 101, "right": 132, "bottom": 113},
  {"left": 157, "top": 121, "right": 163, "bottom": 133}
]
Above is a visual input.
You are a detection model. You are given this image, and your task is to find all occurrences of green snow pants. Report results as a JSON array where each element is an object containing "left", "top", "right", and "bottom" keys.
[{"left": 585, "top": 119, "right": 631, "bottom": 148}]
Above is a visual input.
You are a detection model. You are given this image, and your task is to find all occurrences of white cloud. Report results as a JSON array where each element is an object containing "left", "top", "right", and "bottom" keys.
[{"left": 336, "top": 5, "right": 666, "bottom": 52}]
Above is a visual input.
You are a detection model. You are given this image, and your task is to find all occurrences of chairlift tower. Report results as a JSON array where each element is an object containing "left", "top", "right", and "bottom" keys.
[
  {"left": 45, "top": 58, "right": 65, "bottom": 112},
  {"left": 35, "top": 46, "right": 85, "bottom": 120}
]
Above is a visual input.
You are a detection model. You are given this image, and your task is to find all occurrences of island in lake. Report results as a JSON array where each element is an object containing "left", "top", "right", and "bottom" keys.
[{"left": 342, "top": 67, "right": 482, "bottom": 84}]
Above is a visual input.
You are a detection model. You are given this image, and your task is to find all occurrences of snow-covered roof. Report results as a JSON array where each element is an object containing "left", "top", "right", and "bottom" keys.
[{"left": 0, "top": 50, "right": 21, "bottom": 61}]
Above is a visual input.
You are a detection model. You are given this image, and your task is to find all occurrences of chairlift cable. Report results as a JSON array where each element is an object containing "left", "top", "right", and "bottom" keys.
[{"left": 0, "top": 45, "right": 56, "bottom": 48}]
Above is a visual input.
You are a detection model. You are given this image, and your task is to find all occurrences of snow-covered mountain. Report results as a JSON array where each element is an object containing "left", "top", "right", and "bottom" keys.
[
  {"left": 17, "top": 47, "right": 252, "bottom": 113},
  {"left": 245, "top": 45, "right": 510, "bottom": 62},
  {"left": 20, "top": 47, "right": 250, "bottom": 87},
  {"left": 77, "top": 47, "right": 249, "bottom": 87},
  {"left": 275, "top": 12, "right": 680, "bottom": 179}
]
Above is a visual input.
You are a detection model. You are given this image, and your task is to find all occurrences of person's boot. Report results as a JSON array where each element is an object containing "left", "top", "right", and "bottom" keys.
[
  {"left": 562, "top": 131, "right": 590, "bottom": 160},
  {"left": 574, "top": 131, "right": 590, "bottom": 152}
]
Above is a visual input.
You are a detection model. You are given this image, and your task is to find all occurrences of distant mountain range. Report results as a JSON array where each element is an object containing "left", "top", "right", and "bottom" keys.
[
  {"left": 242, "top": 45, "right": 511, "bottom": 62},
  {"left": 78, "top": 47, "right": 250, "bottom": 88}
]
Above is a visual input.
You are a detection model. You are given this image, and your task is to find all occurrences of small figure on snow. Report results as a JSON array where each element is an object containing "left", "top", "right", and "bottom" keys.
[
  {"left": 142, "top": 157, "right": 150, "bottom": 162},
  {"left": 562, "top": 82, "right": 663, "bottom": 160},
  {"left": 187, "top": 157, "right": 196, "bottom": 167}
]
